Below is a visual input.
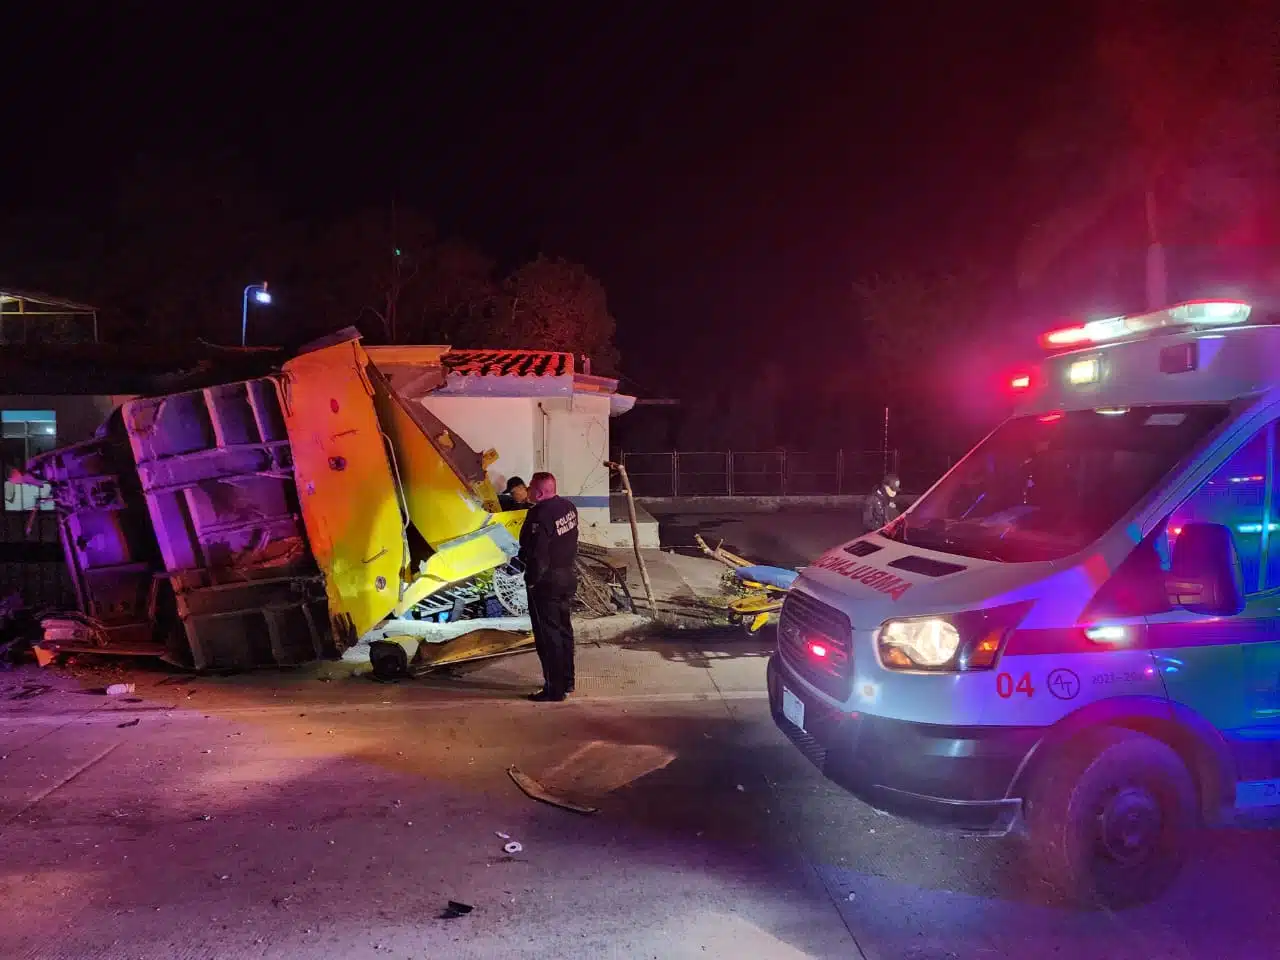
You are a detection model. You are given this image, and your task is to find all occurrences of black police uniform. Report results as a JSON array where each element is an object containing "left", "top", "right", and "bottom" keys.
[
  {"left": 517, "top": 495, "right": 579, "bottom": 699},
  {"left": 862, "top": 485, "right": 899, "bottom": 531}
]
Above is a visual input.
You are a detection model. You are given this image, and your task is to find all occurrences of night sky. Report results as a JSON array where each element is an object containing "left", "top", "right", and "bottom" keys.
[{"left": 4, "top": 3, "right": 1086, "bottom": 396}]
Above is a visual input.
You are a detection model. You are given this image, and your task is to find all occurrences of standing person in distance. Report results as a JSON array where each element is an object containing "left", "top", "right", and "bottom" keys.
[
  {"left": 517, "top": 472, "right": 579, "bottom": 702},
  {"left": 863, "top": 473, "right": 901, "bottom": 532}
]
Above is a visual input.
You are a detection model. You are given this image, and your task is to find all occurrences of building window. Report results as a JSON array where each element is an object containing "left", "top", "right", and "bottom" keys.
[{"left": 2, "top": 410, "right": 56, "bottom": 511}]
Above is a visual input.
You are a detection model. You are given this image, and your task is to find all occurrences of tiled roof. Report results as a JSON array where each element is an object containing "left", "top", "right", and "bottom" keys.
[{"left": 441, "top": 350, "right": 574, "bottom": 377}]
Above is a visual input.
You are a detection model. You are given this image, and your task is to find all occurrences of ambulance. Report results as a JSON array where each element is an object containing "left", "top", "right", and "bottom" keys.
[{"left": 768, "top": 299, "right": 1280, "bottom": 905}]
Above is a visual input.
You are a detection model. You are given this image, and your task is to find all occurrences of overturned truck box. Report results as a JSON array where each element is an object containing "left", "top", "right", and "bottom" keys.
[{"left": 25, "top": 328, "right": 528, "bottom": 671}]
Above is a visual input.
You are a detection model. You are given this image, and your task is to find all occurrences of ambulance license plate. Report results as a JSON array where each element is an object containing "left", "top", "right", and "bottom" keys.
[{"left": 781, "top": 686, "right": 805, "bottom": 732}]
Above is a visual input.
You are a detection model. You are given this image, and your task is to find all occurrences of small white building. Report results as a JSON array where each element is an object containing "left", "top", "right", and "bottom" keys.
[{"left": 367, "top": 346, "right": 659, "bottom": 549}]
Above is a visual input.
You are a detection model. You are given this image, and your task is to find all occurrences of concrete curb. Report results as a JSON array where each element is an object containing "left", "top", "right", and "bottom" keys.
[{"left": 574, "top": 613, "right": 659, "bottom": 643}]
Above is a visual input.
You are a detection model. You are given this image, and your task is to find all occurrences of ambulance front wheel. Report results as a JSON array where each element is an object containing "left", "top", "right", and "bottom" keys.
[{"left": 1025, "top": 727, "right": 1196, "bottom": 908}]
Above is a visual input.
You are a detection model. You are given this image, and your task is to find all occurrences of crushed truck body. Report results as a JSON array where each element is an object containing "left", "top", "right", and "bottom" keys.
[{"left": 22, "top": 328, "right": 534, "bottom": 671}]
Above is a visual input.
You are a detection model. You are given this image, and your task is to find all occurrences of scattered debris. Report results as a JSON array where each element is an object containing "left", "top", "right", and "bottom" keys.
[
  {"left": 106, "top": 683, "right": 135, "bottom": 696},
  {"left": 736, "top": 784, "right": 745, "bottom": 792},
  {"left": 9, "top": 683, "right": 53, "bottom": 701},
  {"left": 503, "top": 841, "right": 523, "bottom": 855},
  {"left": 495, "top": 831, "right": 510, "bottom": 840},
  {"left": 117, "top": 718, "right": 141, "bottom": 728},
  {"left": 0, "top": 592, "right": 39, "bottom": 667},
  {"left": 440, "top": 900, "right": 473, "bottom": 919},
  {"left": 411, "top": 629, "right": 534, "bottom": 674},
  {"left": 507, "top": 765, "right": 598, "bottom": 816}
]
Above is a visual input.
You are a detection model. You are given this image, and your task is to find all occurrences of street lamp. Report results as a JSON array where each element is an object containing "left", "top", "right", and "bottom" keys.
[{"left": 241, "top": 282, "right": 272, "bottom": 346}]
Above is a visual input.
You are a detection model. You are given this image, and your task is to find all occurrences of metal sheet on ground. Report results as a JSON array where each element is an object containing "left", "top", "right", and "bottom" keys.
[{"left": 410, "top": 629, "right": 535, "bottom": 671}]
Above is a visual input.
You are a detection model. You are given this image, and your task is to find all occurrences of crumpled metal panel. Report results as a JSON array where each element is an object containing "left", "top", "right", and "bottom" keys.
[
  {"left": 23, "top": 411, "right": 172, "bottom": 657},
  {"left": 122, "top": 378, "right": 336, "bottom": 670},
  {"left": 363, "top": 359, "right": 520, "bottom": 614},
  {"left": 279, "top": 335, "right": 408, "bottom": 641}
]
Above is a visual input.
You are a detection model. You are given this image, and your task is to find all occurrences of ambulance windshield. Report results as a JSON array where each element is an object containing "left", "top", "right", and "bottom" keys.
[{"left": 888, "top": 405, "right": 1230, "bottom": 562}]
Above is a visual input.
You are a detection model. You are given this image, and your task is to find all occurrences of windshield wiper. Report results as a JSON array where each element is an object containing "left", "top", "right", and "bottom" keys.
[{"left": 884, "top": 515, "right": 910, "bottom": 543}]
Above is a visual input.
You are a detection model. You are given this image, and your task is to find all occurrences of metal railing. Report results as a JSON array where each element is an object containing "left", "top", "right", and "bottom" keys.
[
  {"left": 620, "top": 450, "right": 908, "bottom": 498},
  {"left": 0, "top": 511, "right": 74, "bottom": 611}
]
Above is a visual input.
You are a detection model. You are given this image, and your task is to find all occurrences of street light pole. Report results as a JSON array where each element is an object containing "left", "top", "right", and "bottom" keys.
[{"left": 241, "top": 282, "right": 272, "bottom": 346}]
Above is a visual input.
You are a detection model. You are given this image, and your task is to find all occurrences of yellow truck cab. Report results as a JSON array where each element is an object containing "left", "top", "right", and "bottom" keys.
[{"left": 768, "top": 299, "right": 1280, "bottom": 905}]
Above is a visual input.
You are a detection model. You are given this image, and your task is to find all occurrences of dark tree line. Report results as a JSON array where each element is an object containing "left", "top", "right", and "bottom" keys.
[{"left": 1, "top": 151, "right": 621, "bottom": 375}]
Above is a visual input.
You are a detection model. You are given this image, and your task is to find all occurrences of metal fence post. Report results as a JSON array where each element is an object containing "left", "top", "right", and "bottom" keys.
[
  {"left": 727, "top": 451, "right": 734, "bottom": 496},
  {"left": 671, "top": 451, "right": 680, "bottom": 498},
  {"left": 779, "top": 450, "right": 787, "bottom": 496},
  {"left": 836, "top": 449, "right": 844, "bottom": 495}
]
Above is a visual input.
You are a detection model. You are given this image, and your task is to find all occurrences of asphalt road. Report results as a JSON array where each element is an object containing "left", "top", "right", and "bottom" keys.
[
  {"left": 653, "top": 507, "right": 868, "bottom": 569},
  {"left": 3, "top": 630, "right": 1278, "bottom": 960}
]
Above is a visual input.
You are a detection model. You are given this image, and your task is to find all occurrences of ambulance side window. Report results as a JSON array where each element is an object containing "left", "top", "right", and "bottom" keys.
[{"left": 1167, "top": 427, "right": 1270, "bottom": 594}]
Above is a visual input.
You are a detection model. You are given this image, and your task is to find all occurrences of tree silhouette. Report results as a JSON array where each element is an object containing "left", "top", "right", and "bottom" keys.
[{"left": 493, "top": 256, "right": 621, "bottom": 375}]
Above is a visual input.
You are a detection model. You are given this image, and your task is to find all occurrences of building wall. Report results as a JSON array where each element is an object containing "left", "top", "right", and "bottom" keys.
[
  {"left": 415, "top": 391, "right": 657, "bottom": 547},
  {"left": 418, "top": 395, "right": 538, "bottom": 491},
  {"left": 2, "top": 393, "right": 124, "bottom": 443},
  {"left": 541, "top": 394, "right": 613, "bottom": 506},
  {"left": 417, "top": 393, "right": 615, "bottom": 504}
]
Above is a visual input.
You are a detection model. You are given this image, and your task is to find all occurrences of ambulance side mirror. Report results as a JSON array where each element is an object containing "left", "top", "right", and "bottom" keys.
[{"left": 1167, "top": 522, "right": 1245, "bottom": 616}]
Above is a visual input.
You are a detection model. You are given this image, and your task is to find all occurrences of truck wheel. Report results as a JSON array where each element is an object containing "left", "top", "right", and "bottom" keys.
[{"left": 1025, "top": 727, "right": 1196, "bottom": 908}]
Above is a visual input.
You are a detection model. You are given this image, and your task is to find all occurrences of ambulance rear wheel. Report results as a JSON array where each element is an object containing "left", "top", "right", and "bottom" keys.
[{"left": 1025, "top": 727, "right": 1195, "bottom": 908}]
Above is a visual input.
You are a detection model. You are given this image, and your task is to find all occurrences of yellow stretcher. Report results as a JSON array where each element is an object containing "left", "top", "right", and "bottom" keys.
[{"left": 694, "top": 534, "right": 799, "bottom": 634}]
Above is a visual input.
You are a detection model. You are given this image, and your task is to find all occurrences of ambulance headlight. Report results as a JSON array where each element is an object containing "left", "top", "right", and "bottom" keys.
[
  {"left": 877, "top": 618, "right": 960, "bottom": 668},
  {"left": 876, "top": 602, "right": 1034, "bottom": 672}
]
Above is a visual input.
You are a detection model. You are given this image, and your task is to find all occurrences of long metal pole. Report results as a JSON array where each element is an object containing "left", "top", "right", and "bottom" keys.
[
  {"left": 605, "top": 460, "right": 658, "bottom": 618},
  {"left": 241, "top": 284, "right": 252, "bottom": 346},
  {"left": 882, "top": 407, "right": 890, "bottom": 476}
]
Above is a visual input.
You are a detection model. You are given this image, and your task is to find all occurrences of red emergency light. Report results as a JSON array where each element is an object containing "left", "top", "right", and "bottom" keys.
[
  {"left": 1010, "top": 373, "right": 1031, "bottom": 391},
  {"left": 808, "top": 641, "right": 829, "bottom": 659},
  {"left": 1041, "top": 325, "right": 1093, "bottom": 348},
  {"left": 1040, "top": 300, "right": 1252, "bottom": 352}
]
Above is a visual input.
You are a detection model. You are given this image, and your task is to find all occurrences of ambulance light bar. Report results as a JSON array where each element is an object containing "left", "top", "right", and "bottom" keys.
[{"left": 1040, "top": 300, "right": 1251, "bottom": 351}]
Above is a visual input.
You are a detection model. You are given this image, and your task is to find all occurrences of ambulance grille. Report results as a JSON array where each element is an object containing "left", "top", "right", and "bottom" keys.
[{"left": 777, "top": 591, "right": 853, "bottom": 700}]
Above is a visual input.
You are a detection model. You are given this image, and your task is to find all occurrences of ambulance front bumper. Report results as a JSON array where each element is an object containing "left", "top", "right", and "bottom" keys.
[{"left": 767, "top": 655, "right": 1037, "bottom": 836}]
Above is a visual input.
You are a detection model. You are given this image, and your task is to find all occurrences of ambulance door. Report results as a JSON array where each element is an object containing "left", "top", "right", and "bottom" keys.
[{"left": 1149, "top": 420, "right": 1280, "bottom": 808}]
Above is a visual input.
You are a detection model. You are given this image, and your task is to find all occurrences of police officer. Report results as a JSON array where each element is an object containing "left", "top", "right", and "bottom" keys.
[
  {"left": 862, "top": 473, "right": 901, "bottom": 531},
  {"left": 517, "top": 472, "right": 579, "bottom": 702}
]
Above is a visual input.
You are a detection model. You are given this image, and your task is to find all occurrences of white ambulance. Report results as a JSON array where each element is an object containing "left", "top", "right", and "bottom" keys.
[{"left": 768, "top": 299, "right": 1280, "bottom": 905}]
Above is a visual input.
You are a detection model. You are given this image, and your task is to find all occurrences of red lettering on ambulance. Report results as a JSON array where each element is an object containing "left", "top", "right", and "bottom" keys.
[{"left": 811, "top": 554, "right": 913, "bottom": 601}]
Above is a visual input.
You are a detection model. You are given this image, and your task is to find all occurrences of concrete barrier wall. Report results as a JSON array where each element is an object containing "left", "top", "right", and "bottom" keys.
[
  {"left": 637, "top": 495, "right": 918, "bottom": 515},
  {"left": 639, "top": 495, "right": 865, "bottom": 514}
]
